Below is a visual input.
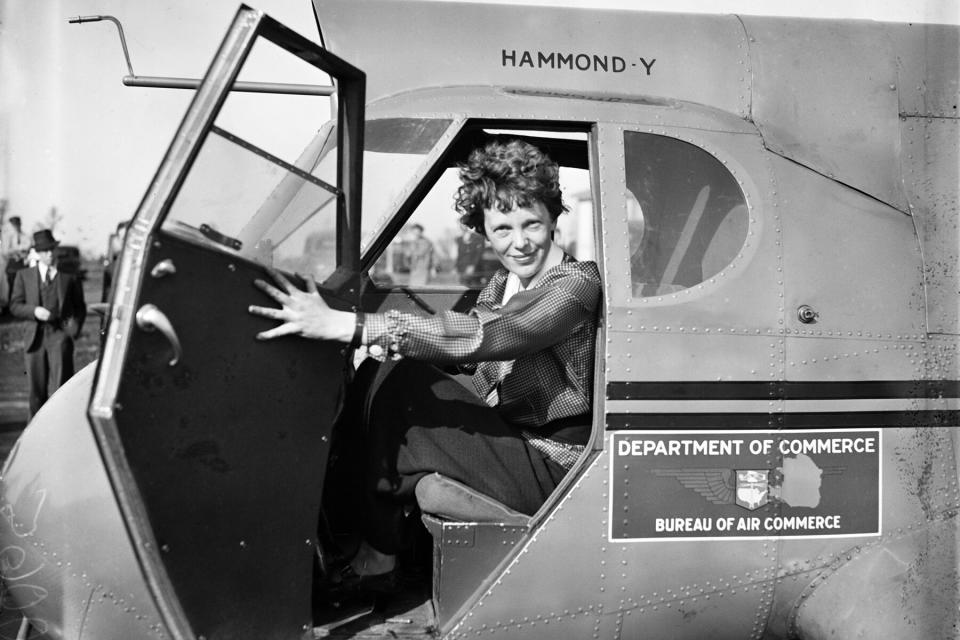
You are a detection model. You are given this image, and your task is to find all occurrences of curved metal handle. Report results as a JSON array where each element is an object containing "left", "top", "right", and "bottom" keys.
[
  {"left": 135, "top": 304, "right": 182, "bottom": 366},
  {"left": 150, "top": 258, "right": 177, "bottom": 278}
]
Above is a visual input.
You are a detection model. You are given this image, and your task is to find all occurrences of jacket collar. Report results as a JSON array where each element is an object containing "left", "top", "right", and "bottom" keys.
[{"left": 478, "top": 251, "right": 575, "bottom": 308}]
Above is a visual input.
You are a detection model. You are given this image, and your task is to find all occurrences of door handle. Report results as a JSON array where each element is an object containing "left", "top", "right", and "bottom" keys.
[{"left": 135, "top": 303, "right": 182, "bottom": 366}]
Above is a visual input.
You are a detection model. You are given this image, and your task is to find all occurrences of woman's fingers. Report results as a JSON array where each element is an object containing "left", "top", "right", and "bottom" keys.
[
  {"left": 256, "top": 322, "right": 300, "bottom": 340},
  {"left": 253, "top": 278, "right": 291, "bottom": 303},
  {"left": 251, "top": 269, "right": 329, "bottom": 341},
  {"left": 250, "top": 303, "right": 303, "bottom": 340},
  {"left": 265, "top": 267, "right": 296, "bottom": 293},
  {"left": 300, "top": 273, "right": 319, "bottom": 295},
  {"left": 248, "top": 304, "right": 284, "bottom": 319}
]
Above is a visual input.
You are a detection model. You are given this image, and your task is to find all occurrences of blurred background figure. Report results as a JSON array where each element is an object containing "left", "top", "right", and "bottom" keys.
[
  {"left": 455, "top": 227, "right": 485, "bottom": 285},
  {"left": 9, "top": 229, "right": 86, "bottom": 418},
  {"left": 405, "top": 223, "right": 435, "bottom": 286},
  {"left": 1, "top": 215, "right": 29, "bottom": 313}
]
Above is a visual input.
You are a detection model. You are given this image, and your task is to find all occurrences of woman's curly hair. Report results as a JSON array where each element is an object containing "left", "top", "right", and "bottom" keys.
[{"left": 454, "top": 139, "right": 568, "bottom": 234}]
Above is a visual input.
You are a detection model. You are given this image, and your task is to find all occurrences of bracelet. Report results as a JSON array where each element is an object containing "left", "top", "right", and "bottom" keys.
[
  {"left": 385, "top": 309, "right": 406, "bottom": 360},
  {"left": 350, "top": 311, "right": 365, "bottom": 348}
]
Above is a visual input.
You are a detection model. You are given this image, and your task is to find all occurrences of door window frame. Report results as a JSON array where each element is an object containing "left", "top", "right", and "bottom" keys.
[
  {"left": 87, "top": 9, "right": 365, "bottom": 638},
  {"left": 93, "top": 8, "right": 365, "bottom": 415}
]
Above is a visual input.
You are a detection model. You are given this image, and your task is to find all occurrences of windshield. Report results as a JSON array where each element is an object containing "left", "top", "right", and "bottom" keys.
[
  {"left": 360, "top": 118, "right": 455, "bottom": 251},
  {"left": 161, "top": 116, "right": 453, "bottom": 283}
]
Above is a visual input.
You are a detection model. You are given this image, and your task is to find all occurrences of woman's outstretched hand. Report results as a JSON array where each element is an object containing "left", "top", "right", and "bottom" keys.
[{"left": 248, "top": 268, "right": 355, "bottom": 342}]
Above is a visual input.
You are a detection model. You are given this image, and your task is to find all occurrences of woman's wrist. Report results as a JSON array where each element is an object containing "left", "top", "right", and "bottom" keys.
[{"left": 317, "top": 309, "right": 358, "bottom": 344}]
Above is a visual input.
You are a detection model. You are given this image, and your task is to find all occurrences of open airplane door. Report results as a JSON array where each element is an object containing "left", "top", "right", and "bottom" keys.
[{"left": 87, "top": 6, "right": 364, "bottom": 639}]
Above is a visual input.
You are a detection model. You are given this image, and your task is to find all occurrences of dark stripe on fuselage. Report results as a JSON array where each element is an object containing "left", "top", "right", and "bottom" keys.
[
  {"left": 605, "top": 410, "right": 960, "bottom": 430},
  {"left": 606, "top": 380, "right": 960, "bottom": 401}
]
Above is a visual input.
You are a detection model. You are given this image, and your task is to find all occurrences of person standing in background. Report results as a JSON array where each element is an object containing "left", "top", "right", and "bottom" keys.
[
  {"left": 2, "top": 216, "right": 29, "bottom": 312},
  {"left": 455, "top": 227, "right": 486, "bottom": 285},
  {"left": 9, "top": 229, "right": 86, "bottom": 418},
  {"left": 405, "top": 223, "right": 435, "bottom": 286}
]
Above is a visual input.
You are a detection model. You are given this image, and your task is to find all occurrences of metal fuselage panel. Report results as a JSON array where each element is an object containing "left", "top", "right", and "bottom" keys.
[
  {"left": 317, "top": 0, "right": 750, "bottom": 118},
  {"left": 0, "top": 365, "right": 170, "bottom": 639},
  {"left": 900, "top": 115, "right": 960, "bottom": 339},
  {"left": 361, "top": 85, "right": 958, "bottom": 638},
  {"left": 743, "top": 17, "right": 906, "bottom": 210},
  {"left": 316, "top": 0, "right": 959, "bottom": 222}
]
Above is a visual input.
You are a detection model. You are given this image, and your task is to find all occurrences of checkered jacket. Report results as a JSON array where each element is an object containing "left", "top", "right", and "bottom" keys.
[{"left": 365, "top": 256, "right": 601, "bottom": 428}]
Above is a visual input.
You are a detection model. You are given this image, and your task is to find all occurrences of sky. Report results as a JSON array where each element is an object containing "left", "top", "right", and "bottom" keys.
[
  {"left": 0, "top": 0, "right": 957, "bottom": 254},
  {"left": 461, "top": 0, "right": 958, "bottom": 22}
]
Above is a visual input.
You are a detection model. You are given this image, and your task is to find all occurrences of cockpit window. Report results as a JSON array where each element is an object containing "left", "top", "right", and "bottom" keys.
[
  {"left": 368, "top": 127, "right": 594, "bottom": 290},
  {"left": 360, "top": 118, "right": 455, "bottom": 249},
  {"left": 161, "top": 122, "right": 339, "bottom": 278},
  {"left": 160, "top": 116, "right": 452, "bottom": 284},
  {"left": 624, "top": 132, "right": 748, "bottom": 297}
]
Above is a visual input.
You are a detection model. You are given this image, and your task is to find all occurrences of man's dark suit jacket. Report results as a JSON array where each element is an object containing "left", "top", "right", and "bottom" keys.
[{"left": 10, "top": 266, "right": 86, "bottom": 351}]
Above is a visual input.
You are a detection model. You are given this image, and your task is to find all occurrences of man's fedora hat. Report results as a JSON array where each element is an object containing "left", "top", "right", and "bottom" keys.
[{"left": 32, "top": 229, "right": 60, "bottom": 252}]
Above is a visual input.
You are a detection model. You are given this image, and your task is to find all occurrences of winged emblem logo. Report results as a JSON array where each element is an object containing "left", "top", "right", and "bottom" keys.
[
  {"left": 735, "top": 469, "right": 769, "bottom": 510},
  {"left": 652, "top": 456, "right": 839, "bottom": 510}
]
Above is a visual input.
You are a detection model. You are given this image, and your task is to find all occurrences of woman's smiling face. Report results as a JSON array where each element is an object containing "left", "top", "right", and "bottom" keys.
[{"left": 483, "top": 200, "right": 557, "bottom": 287}]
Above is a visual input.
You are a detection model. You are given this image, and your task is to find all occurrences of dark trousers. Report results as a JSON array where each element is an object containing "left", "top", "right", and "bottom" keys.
[
  {"left": 347, "top": 359, "right": 571, "bottom": 554},
  {"left": 25, "top": 327, "right": 74, "bottom": 418}
]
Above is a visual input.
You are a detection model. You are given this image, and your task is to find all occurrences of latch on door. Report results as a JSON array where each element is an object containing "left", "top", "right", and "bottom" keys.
[{"left": 135, "top": 304, "right": 182, "bottom": 366}]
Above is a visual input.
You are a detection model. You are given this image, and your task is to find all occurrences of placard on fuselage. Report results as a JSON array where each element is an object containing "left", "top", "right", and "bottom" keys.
[{"left": 610, "top": 430, "right": 881, "bottom": 541}]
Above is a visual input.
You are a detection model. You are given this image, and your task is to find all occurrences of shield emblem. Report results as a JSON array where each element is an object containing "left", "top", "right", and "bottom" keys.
[{"left": 735, "top": 469, "right": 769, "bottom": 510}]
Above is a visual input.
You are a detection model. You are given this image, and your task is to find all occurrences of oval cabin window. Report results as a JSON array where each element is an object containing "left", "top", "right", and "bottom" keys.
[{"left": 624, "top": 132, "right": 749, "bottom": 298}]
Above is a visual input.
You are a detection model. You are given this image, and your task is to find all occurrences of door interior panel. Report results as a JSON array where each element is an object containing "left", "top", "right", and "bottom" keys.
[{"left": 113, "top": 231, "right": 350, "bottom": 637}]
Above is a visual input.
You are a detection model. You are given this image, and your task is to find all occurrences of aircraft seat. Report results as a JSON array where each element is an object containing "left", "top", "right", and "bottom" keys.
[
  {"left": 414, "top": 472, "right": 531, "bottom": 526},
  {"left": 417, "top": 473, "right": 530, "bottom": 627}
]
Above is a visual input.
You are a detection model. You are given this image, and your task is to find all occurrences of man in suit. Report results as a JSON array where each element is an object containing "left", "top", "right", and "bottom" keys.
[{"left": 10, "top": 229, "right": 86, "bottom": 418}]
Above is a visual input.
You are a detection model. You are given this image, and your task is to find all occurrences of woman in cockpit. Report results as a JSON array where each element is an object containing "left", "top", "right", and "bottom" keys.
[{"left": 249, "top": 139, "right": 601, "bottom": 593}]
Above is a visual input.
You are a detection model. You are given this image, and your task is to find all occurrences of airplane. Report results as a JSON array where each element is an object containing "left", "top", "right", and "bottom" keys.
[{"left": 0, "top": 1, "right": 957, "bottom": 638}]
